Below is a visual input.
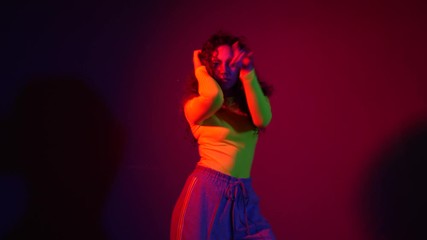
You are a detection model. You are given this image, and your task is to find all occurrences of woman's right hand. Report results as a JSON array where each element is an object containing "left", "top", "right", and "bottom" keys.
[{"left": 193, "top": 49, "right": 203, "bottom": 70}]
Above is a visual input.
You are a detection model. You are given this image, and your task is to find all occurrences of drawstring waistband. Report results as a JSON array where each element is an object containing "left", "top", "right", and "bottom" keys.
[
  {"left": 223, "top": 180, "right": 250, "bottom": 236},
  {"left": 193, "top": 165, "right": 252, "bottom": 237}
]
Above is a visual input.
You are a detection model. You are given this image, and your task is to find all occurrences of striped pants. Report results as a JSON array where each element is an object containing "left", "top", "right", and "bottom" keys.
[{"left": 170, "top": 165, "right": 276, "bottom": 240}]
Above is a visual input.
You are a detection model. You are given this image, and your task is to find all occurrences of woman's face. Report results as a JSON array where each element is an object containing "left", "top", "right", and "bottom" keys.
[{"left": 210, "top": 45, "right": 239, "bottom": 90}]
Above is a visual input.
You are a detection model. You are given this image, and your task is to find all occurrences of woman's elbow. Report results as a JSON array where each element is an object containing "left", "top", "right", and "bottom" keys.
[{"left": 253, "top": 113, "right": 272, "bottom": 128}]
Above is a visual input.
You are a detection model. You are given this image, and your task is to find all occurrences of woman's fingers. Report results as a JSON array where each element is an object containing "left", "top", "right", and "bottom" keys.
[
  {"left": 193, "top": 49, "right": 203, "bottom": 69},
  {"left": 230, "top": 51, "right": 245, "bottom": 67},
  {"left": 231, "top": 42, "right": 242, "bottom": 64},
  {"left": 230, "top": 43, "right": 245, "bottom": 67},
  {"left": 232, "top": 42, "right": 240, "bottom": 52},
  {"left": 231, "top": 42, "right": 254, "bottom": 69}
]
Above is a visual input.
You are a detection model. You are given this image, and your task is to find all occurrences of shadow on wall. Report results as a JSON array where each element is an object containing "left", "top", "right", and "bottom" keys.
[
  {"left": 0, "top": 75, "right": 124, "bottom": 240},
  {"left": 362, "top": 118, "right": 427, "bottom": 240}
]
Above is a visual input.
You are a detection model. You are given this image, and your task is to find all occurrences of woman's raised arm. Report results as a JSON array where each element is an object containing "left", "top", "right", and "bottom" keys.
[{"left": 184, "top": 50, "right": 224, "bottom": 125}]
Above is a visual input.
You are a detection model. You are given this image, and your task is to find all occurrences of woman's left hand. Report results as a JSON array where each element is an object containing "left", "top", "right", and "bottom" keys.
[{"left": 230, "top": 42, "right": 254, "bottom": 76}]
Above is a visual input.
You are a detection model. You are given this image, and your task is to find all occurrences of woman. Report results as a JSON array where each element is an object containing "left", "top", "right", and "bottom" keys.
[{"left": 171, "top": 32, "right": 275, "bottom": 240}]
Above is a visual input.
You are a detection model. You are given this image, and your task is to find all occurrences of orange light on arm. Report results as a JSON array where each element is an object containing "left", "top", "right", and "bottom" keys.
[{"left": 184, "top": 66, "right": 224, "bottom": 125}]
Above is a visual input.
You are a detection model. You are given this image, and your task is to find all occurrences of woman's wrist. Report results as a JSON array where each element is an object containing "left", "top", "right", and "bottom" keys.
[{"left": 240, "top": 68, "right": 256, "bottom": 82}]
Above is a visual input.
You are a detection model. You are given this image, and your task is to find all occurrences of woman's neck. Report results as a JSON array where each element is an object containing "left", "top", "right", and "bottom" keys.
[{"left": 222, "top": 89, "right": 235, "bottom": 98}]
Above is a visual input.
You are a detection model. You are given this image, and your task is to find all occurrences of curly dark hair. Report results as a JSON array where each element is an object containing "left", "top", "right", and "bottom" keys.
[{"left": 183, "top": 31, "right": 273, "bottom": 118}]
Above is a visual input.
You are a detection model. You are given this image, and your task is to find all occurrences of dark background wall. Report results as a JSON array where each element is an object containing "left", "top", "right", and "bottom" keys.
[{"left": 1, "top": 0, "right": 427, "bottom": 239}]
